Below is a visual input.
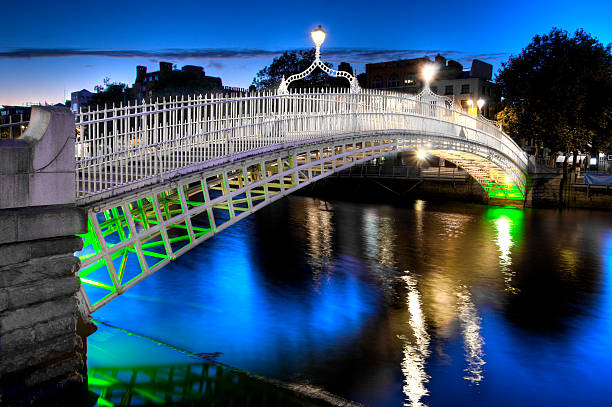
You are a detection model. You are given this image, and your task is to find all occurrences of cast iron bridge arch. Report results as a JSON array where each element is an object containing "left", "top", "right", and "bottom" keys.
[{"left": 71, "top": 88, "right": 528, "bottom": 312}]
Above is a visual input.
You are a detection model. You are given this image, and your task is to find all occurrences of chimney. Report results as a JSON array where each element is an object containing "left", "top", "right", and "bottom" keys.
[
  {"left": 159, "top": 62, "right": 173, "bottom": 73},
  {"left": 136, "top": 66, "right": 147, "bottom": 82}
]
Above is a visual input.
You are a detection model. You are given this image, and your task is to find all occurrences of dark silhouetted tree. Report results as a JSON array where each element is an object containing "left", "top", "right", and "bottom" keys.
[
  {"left": 89, "top": 78, "right": 131, "bottom": 109},
  {"left": 496, "top": 28, "right": 612, "bottom": 155}
]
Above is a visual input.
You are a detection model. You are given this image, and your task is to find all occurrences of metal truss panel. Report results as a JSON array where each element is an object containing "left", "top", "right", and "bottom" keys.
[{"left": 78, "top": 135, "right": 396, "bottom": 312}]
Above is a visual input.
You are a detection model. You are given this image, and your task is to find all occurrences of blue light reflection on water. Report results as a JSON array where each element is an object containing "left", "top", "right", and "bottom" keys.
[
  {"left": 90, "top": 215, "right": 382, "bottom": 378},
  {"left": 89, "top": 198, "right": 612, "bottom": 406}
]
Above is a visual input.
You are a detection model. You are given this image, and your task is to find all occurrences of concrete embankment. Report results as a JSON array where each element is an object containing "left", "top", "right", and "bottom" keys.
[
  {"left": 301, "top": 176, "right": 488, "bottom": 205},
  {"left": 524, "top": 170, "right": 612, "bottom": 209},
  {"left": 301, "top": 169, "right": 612, "bottom": 209}
]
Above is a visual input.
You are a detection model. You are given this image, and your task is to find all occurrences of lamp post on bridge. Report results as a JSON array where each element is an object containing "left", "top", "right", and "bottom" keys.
[
  {"left": 416, "top": 63, "right": 453, "bottom": 110},
  {"left": 421, "top": 63, "right": 437, "bottom": 91},
  {"left": 477, "top": 98, "right": 485, "bottom": 117},
  {"left": 277, "top": 26, "right": 361, "bottom": 94},
  {"left": 311, "top": 25, "right": 326, "bottom": 60}
]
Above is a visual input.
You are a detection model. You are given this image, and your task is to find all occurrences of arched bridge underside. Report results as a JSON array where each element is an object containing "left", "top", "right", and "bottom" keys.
[{"left": 74, "top": 90, "right": 527, "bottom": 312}]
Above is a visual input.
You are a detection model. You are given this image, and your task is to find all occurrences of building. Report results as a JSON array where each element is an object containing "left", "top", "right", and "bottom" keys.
[
  {"left": 0, "top": 105, "right": 31, "bottom": 139},
  {"left": 133, "top": 62, "right": 223, "bottom": 99},
  {"left": 0, "top": 105, "right": 30, "bottom": 117},
  {"left": 365, "top": 55, "right": 500, "bottom": 118},
  {"left": 70, "top": 89, "right": 93, "bottom": 112}
]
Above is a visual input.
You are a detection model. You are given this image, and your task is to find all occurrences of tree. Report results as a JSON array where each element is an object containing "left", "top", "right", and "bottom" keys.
[
  {"left": 89, "top": 77, "right": 131, "bottom": 109},
  {"left": 496, "top": 28, "right": 612, "bottom": 156},
  {"left": 252, "top": 50, "right": 350, "bottom": 91}
]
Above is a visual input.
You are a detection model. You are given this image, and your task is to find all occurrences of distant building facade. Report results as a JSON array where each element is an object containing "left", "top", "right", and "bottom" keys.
[
  {"left": 0, "top": 105, "right": 30, "bottom": 117},
  {"left": 133, "top": 62, "right": 223, "bottom": 99},
  {"left": 0, "top": 105, "right": 31, "bottom": 139},
  {"left": 70, "top": 89, "right": 93, "bottom": 112},
  {"left": 365, "top": 55, "right": 500, "bottom": 118}
]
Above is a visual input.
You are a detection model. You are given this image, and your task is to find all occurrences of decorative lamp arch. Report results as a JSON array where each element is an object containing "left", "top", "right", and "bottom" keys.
[
  {"left": 278, "top": 26, "right": 361, "bottom": 94},
  {"left": 416, "top": 86, "right": 454, "bottom": 110}
]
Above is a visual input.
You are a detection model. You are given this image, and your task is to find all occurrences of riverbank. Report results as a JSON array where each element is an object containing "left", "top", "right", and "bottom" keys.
[{"left": 304, "top": 168, "right": 612, "bottom": 209}]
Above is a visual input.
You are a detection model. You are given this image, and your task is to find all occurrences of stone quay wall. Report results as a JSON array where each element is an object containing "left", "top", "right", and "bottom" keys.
[{"left": 0, "top": 106, "right": 89, "bottom": 405}]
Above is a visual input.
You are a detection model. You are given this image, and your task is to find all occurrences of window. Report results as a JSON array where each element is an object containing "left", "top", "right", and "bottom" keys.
[
  {"left": 372, "top": 76, "right": 383, "bottom": 89},
  {"left": 444, "top": 85, "right": 453, "bottom": 95},
  {"left": 430, "top": 86, "right": 438, "bottom": 94},
  {"left": 461, "top": 84, "right": 470, "bottom": 94},
  {"left": 482, "top": 86, "right": 486, "bottom": 95},
  {"left": 388, "top": 75, "right": 400, "bottom": 88}
]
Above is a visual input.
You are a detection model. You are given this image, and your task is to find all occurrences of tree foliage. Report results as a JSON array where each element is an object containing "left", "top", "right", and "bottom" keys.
[
  {"left": 496, "top": 28, "right": 612, "bottom": 153},
  {"left": 252, "top": 50, "right": 350, "bottom": 90},
  {"left": 89, "top": 77, "right": 131, "bottom": 109}
]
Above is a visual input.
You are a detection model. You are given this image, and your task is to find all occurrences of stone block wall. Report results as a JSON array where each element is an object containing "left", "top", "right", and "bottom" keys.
[
  {"left": 524, "top": 172, "right": 564, "bottom": 208},
  {"left": 524, "top": 170, "right": 612, "bottom": 209},
  {"left": 0, "top": 228, "right": 86, "bottom": 405},
  {"left": 0, "top": 106, "right": 89, "bottom": 405}
]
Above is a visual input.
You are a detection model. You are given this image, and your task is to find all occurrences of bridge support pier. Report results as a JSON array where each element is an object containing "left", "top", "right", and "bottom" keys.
[{"left": 0, "top": 107, "right": 89, "bottom": 405}]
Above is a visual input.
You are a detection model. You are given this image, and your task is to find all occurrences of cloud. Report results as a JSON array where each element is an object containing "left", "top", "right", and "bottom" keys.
[
  {"left": 0, "top": 47, "right": 509, "bottom": 66},
  {"left": 206, "top": 61, "right": 224, "bottom": 70},
  {"left": 0, "top": 48, "right": 279, "bottom": 59}
]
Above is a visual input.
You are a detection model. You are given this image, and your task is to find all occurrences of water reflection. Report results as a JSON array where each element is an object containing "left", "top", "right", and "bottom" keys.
[
  {"left": 363, "top": 208, "right": 397, "bottom": 269},
  {"left": 89, "top": 197, "right": 612, "bottom": 407},
  {"left": 89, "top": 362, "right": 317, "bottom": 406},
  {"left": 399, "top": 274, "right": 430, "bottom": 407},
  {"left": 490, "top": 208, "right": 524, "bottom": 293},
  {"left": 304, "top": 199, "right": 334, "bottom": 285},
  {"left": 455, "top": 287, "right": 485, "bottom": 384}
]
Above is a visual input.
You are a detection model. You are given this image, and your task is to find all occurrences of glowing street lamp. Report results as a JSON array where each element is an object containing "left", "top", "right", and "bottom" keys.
[
  {"left": 422, "top": 64, "right": 437, "bottom": 88},
  {"left": 416, "top": 150, "right": 427, "bottom": 160},
  {"left": 477, "top": 98, "right": 485, "bottom": 115},
  {"left": 311, "top": 25, "right": 327, "bottom": 59}
]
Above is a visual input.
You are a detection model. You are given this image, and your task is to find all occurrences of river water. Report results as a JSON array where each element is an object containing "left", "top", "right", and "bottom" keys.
[{"left": 88, "top": 196, "right": 612, "bottom": 406}]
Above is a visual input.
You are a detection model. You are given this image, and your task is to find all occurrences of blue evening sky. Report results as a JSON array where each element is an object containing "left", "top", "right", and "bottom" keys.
[{"left": 1, "top": 0, "right": 610, "bottom": 105}]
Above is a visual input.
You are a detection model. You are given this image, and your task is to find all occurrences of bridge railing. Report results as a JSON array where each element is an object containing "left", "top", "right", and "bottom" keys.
[{"left": 74, "top": 88, "right": 527, "bottom": 203}]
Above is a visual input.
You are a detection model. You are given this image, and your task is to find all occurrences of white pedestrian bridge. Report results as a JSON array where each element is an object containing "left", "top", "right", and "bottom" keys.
[
  {"left": 72, "top": 87, "right": 528, "bottom": 312},
  {"left": 68, "top": 26, "right": 528, "bottom": 312}
]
